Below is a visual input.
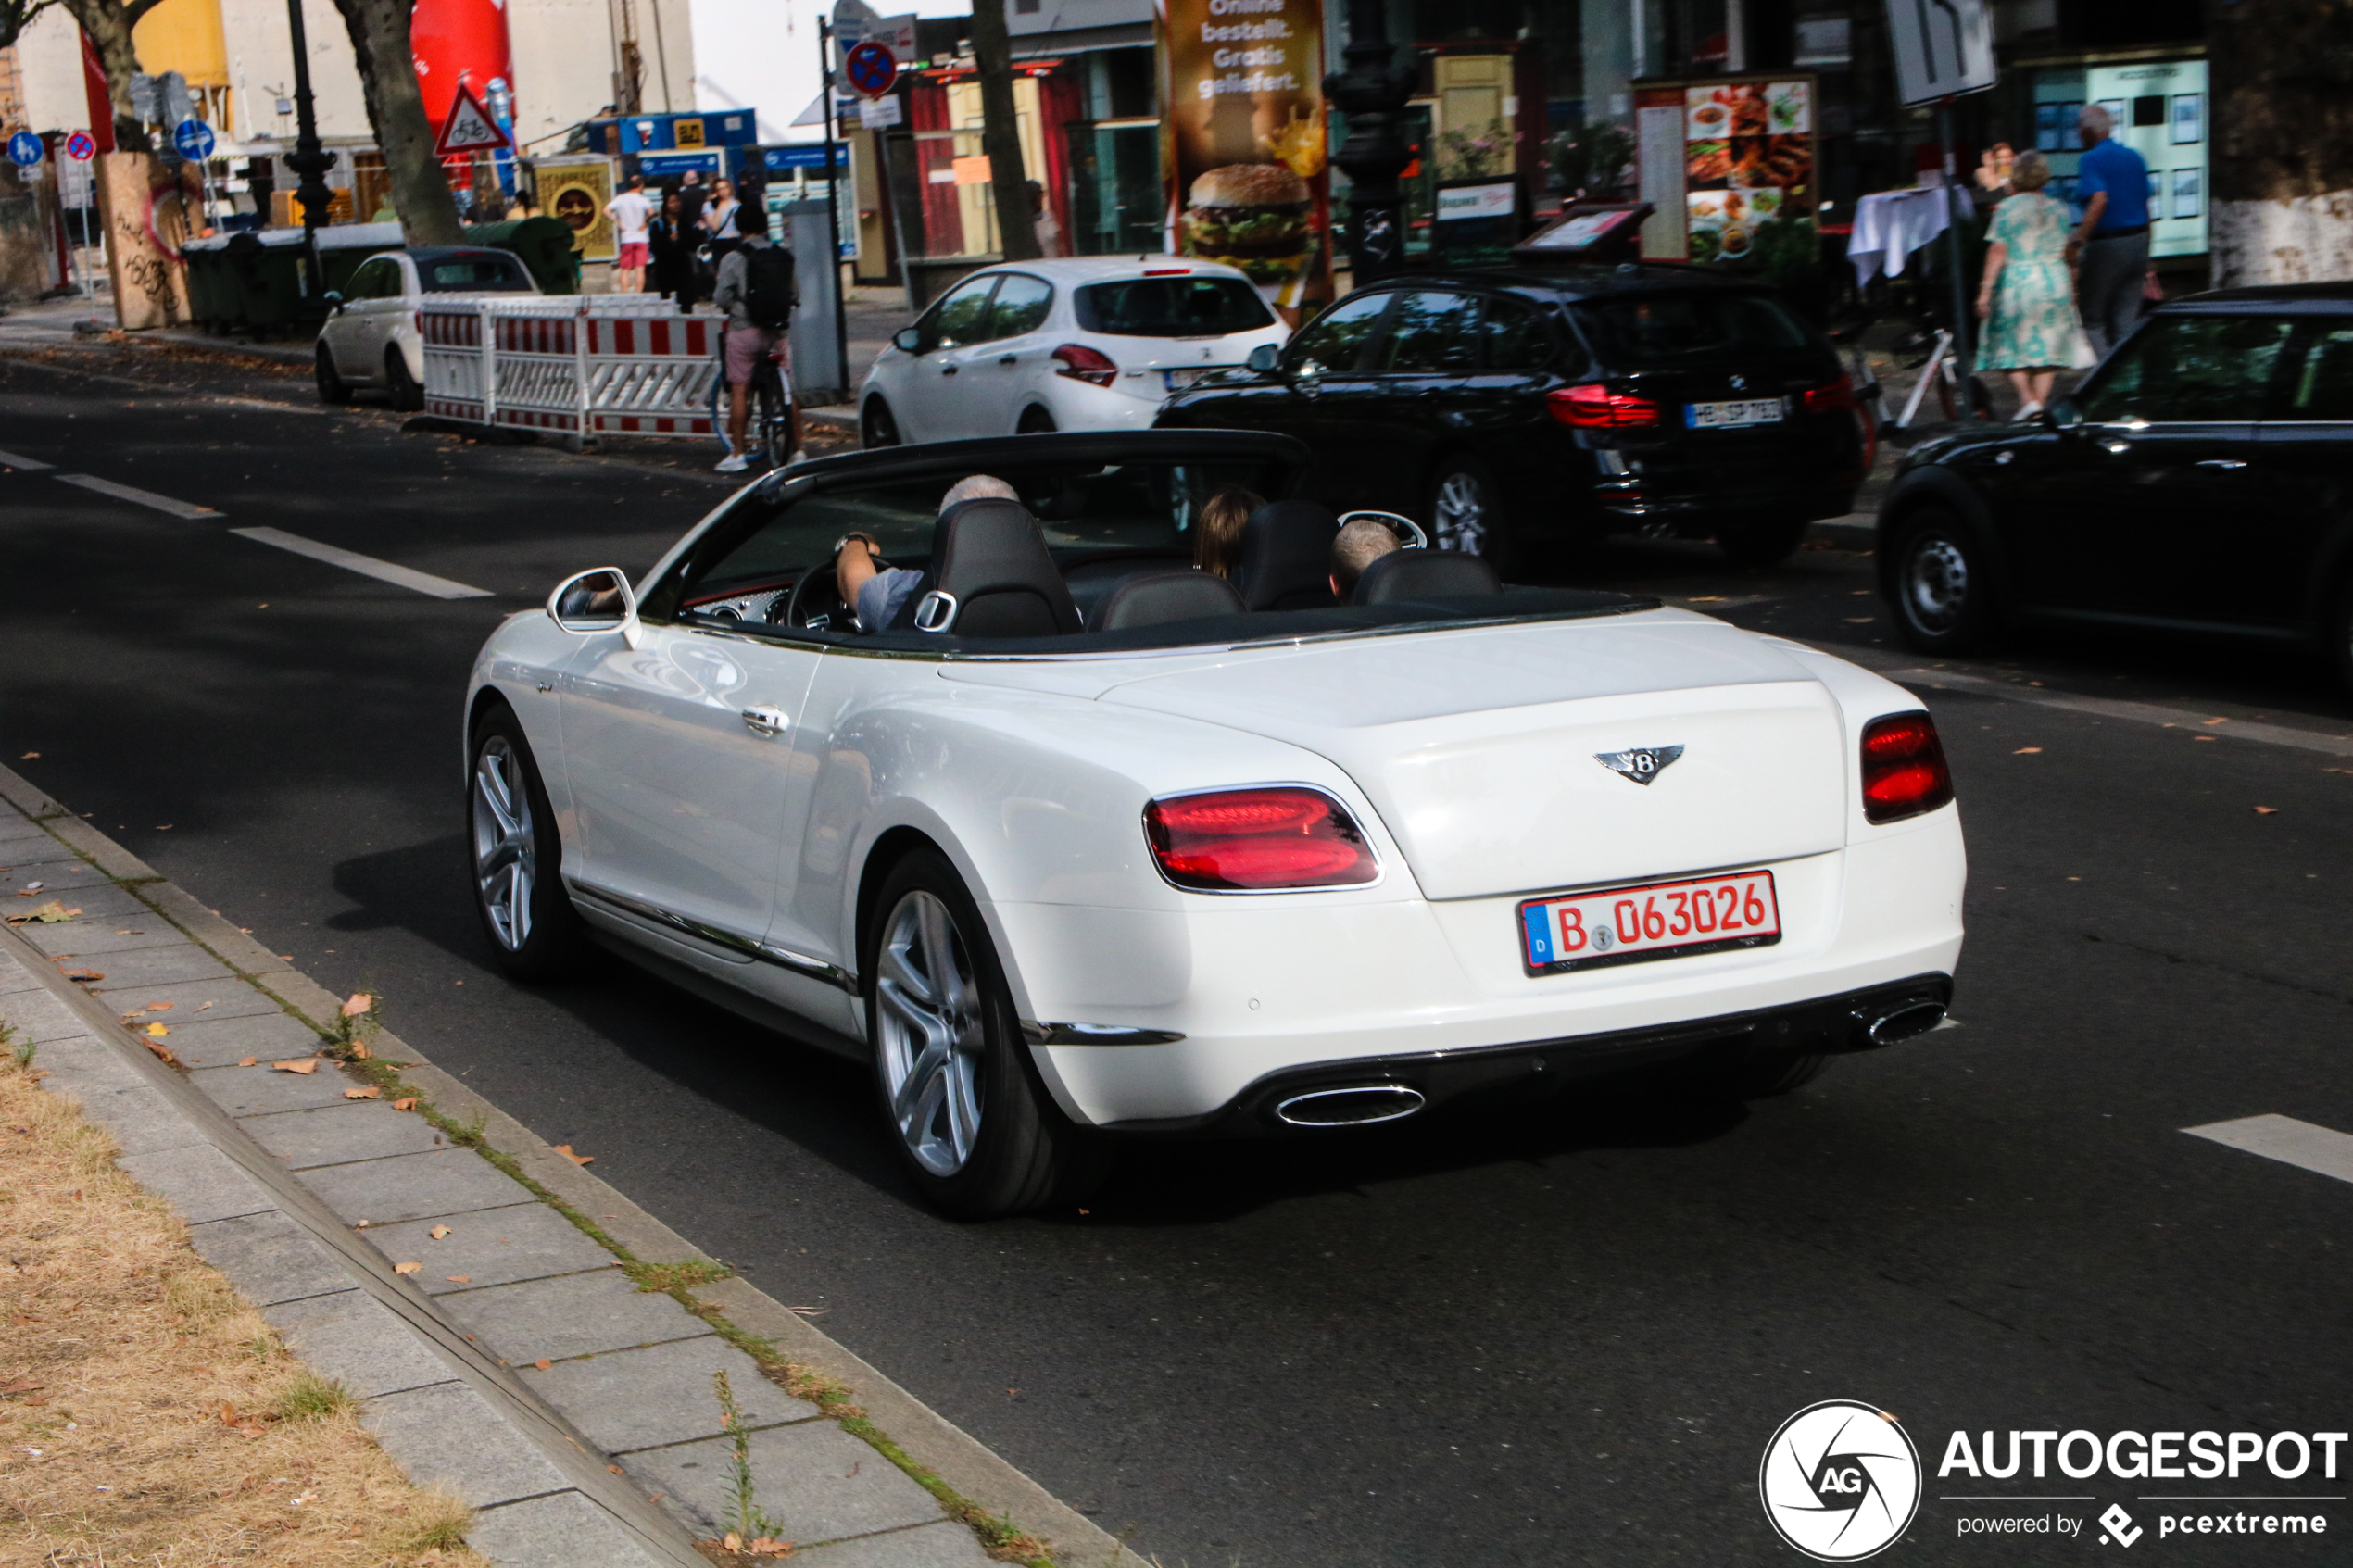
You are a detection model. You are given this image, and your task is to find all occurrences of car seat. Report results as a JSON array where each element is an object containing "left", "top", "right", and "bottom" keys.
[
  {"left": 912, "top": 496, "right": 1084, "bottom": 636},
  {"left": 1231, "top": 500, "right": 1340, "bottom": 611},
  {"left": 1350, "top": 550, "right": 1504, "bottom": 605},
  {"left": 1094, "top": 570, "right": 1247, "bottom": 630}
]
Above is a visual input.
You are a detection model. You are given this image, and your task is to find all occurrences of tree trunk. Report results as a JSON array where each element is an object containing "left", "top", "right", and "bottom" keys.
[
  {"left": 2206, "top": 0, "right": 2353, "bottom": 285},
  {"left": 60, "top": 0, "right": 158, "bottom": 148},
  {"left": 1, "top": 0, "right": 57, "bottom": 56},
  {"left": 967, "top": 0, "right": 1039, "bottom": 261},
  {"left": 327, "top": 0, "right": 464, "bottom": 245}
]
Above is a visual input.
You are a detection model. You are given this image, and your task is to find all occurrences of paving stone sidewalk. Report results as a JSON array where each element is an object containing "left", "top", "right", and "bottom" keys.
[{"left": 0, "top": 765, "right": 1139, "bottom": 1568}]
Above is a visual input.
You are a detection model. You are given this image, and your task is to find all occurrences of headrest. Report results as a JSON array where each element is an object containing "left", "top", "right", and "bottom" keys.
[
  {"left": 1231, "top": 500, "right": 1340, "bottom": 612},
  {"left": 1094, "top": 570, "right": 1246, "bottom": 631},
  {"left": 1350, "top": 549, "right": 1504, "bottom": 605},
  {"left": 921, "top": 496, "right": 1082, "bottom": 637}
]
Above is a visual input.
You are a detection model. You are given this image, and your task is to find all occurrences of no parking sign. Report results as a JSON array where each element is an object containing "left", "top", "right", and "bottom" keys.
[
  {"left": 844, "top": 39, "right": 898, "bottom": 99},
  {"left": 64, "top": 131, "right": 96, "bottom": 161}
]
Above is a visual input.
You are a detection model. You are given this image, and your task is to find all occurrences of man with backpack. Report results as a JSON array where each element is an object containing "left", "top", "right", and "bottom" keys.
[{"left": 711, "top": 200, "right": 801, "bottom": 474}]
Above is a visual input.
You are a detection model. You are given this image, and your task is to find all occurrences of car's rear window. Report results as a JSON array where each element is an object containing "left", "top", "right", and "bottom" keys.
[
  {"left": 422, "top": 256, "right": 533, "bottom": 292},
  {"left": 1574, "top": 292, "right": 1816, "bottom": 365},
  {"left": 1075, "top": 277, "right": 1275, "bottom": 337}
]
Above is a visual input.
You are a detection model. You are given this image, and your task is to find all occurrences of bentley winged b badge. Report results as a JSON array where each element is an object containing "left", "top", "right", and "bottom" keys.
[{"left": 1595, "top": 746, "right": 1685, "bottom": 784}]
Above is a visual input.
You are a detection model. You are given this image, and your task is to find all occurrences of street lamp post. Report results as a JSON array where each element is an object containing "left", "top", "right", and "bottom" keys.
[
  {"left": 1324, "top": 0, "right": 1417, "bottom": 283},
  {"left": 280, "top": 0, "right": 338, "bottom": 315}
]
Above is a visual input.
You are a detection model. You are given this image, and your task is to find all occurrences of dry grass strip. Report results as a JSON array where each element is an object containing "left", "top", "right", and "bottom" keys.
[{"left": 0, "top": 1051, "right": 485, "bottom": 1566}]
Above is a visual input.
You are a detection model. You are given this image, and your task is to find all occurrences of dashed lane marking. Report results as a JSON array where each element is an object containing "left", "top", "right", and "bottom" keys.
[
  {"left": 54, "top": 472, "right": 221, "bottom": 518},
  {"left": 1878, "top": 664, "right": 2353, "bottom": 759},
  {"left": 2184, "top": 1114, "right": 2353, "bottom": 1186},
  {"left": 227, "top": 525, "right": 492, "bottom": 600},
  {"left": 0, "top": 446, "right": 54, "bottom": 471}
]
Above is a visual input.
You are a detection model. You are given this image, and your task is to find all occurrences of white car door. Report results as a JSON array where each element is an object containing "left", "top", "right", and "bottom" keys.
[
  {"left": 969, "top": 272, "right": 1055, "bottom": 433},
  {"left": 324, "top": 257, "right": 388, "bottom": 381},
  {"left": 559, "top": 621, "right": 824, "bottom": 959},
  {"left": 900, "top": 274, "right": 1001, "bottom": 440}
]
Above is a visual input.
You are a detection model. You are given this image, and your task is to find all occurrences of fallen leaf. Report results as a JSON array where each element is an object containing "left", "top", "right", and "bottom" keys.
[
  {"left": 346, "top": 1040, "right": 371, "bottom": 1061},
  {"left": 18, "top": 752, "right": 35, "bottom": 759},
  {"left": 393, "top": 1097, "right": 419, "bottom": 1111},
  {"left": 724, "top": 1535, "right": 743, "bottom": 1553},
  {"left": 2203, "top": 717, "right": 2228, "bottom": 726},
  {"left": 143, "top": 1040, "right": 176, "bottom": 1063},
  {"left": 7, "top": 899, "right": 76, "bottom": 924},
  {"left": 2193, "top": 734, "right": 2217, "bottom": 742},
  {"left": 394, "top": 1261, "right": 422, "bottom": 1275},
  {"left": 2254, "top": 806, "right": 2279, "bottom": 815},
  {"left": 270, "top": 1059, "right": 319, "bottom": 1075},
  {"left": 196, "top": 1001, "right": 212, "bottom": 1011},
  {"left": 62, "top": 969, "right": 102, "bottom": 983},
  {"left": 238, "top": 1057, "right": 258, "bottom": 1067},
  {"left": 553, "top": 1144, "right": 594, "bottom": 1166},
  {"left": 429, "top": 1225, "right": 451, "bottom": 1240},
  {"left": 534, "top": 1358, "right": 552, "bottom": 1371},
  {"left": 343, "top": 1085, "right": 382, "bottom": 1100},
  {"left": 238, "top": 1424, "right": 267, "bottom": 1438},
  {"left": 2013, "top": 746, "right": 2042, "bottom": 755},
  {"left": 445, "top": 1275, "right": 471, "bottom": 1284},
  {"left": 1843, "top": 616, "right": 1874, "bottom": 623},
  {"left": 219, "top": 1401, "right": 237, "bottom": 1425},
  {"left": 145, "top": 1022, "right": 169, "bottom": 1038},
  {"left": 0, "top": 1377, "right": 44, "bottom": 1398},
  {"left": 147, "top": 1002, "right": 173, "bottom": 1012},
  {"left": 341, "top": 993, "right": 373, "bottom": 1018}
]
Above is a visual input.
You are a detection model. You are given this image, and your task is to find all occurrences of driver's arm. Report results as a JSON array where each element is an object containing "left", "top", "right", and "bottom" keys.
[{"left": 836, "top": 533, "right": 881, "bottom": 604}]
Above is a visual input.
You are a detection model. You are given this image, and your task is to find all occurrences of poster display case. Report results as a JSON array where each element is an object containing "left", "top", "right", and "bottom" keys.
[{"left": 1631, "top": 73, "right": 1820, "bottom": 280}]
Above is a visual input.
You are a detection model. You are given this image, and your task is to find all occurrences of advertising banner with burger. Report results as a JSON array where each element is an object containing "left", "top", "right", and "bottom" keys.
[{"left": 1155, "top": 0, "right": 1330, "bottom": 319}]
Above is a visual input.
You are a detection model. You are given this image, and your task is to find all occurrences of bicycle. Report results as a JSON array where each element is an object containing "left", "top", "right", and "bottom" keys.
[{"left": 709, "top": 327, "right": 799, "bottom": 470}]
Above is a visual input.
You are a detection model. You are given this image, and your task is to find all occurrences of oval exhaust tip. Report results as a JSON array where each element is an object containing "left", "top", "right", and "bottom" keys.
[
  {"left": 1275, "top": 1085, "right": 1427, "bottom": 1128},
  {"left": 1868, "top": 1001, "right": 1946, "bottom": 1047}
]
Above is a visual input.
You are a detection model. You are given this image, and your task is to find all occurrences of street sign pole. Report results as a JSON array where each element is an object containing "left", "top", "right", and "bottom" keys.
[
  {"left": 1885, "top": 0, "right": 1994, "bottom": 412},
  {"left": 821, "top": 18, "right": 849, "bottom": 400},
  {"left": 1939, "top": 98, "right": 1972, "bottom": 384},
  {"left": 844, "top": 39, "right": 914, "bottom": 309}
]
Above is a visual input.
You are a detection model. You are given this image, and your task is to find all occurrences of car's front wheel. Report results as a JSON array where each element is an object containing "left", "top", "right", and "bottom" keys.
[
  {"left": 1428, "top": 456, "right": 1514, "bottom": 578},
  {"left": 316, "top": 345, "right": 350, "bottom": 406},
  {"left": 468, "top": 707, "right": 588, "bottom": 979},
  {"left": 1888, "top": 506, "right": 1995, "bottom": 656},
  {"left": 862, "top": 396, "right": 901, "bottom": 449},
  {"left": 866, "top": 847, "right": 1097, "bottom": 1219}
]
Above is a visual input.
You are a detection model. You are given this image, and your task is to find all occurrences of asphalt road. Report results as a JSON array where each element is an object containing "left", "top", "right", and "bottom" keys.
[{"left": 5, "top": 339, "right": 2352, "bottom": 1566}]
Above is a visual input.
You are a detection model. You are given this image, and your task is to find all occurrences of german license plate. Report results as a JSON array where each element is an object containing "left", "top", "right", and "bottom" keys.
[
  {"left": 1686, "top": 398, "right": 1786, "bottom": 429},
  {"left": 1163, "top": 367, "right": 1231, "bottom": 392},
  {"left": 1518, "top": 870, "right": 1781, "bottom": 975}
]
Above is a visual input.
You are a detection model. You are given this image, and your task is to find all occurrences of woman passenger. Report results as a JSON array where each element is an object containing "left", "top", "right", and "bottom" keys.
[{"left": 1193, "top": 486, "right": 1264, "bottom": 578}]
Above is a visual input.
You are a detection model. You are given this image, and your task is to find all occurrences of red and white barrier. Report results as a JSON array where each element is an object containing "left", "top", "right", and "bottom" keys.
[{"left": 421, "top": 297, "right": 724, "bottom": 444}]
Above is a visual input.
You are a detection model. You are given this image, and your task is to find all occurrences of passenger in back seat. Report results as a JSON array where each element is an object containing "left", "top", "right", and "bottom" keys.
[
  {"left": 1193, "top": 486, "right": 1264, "bottom": 579},
  {"left": 1329, "top": 517, "right": 1401, "bottom": 600}
]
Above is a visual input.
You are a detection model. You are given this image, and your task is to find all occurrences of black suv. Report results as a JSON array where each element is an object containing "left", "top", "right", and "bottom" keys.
[
  {"left": 1155, "top": 266, "right": 1868, "bottom": 571},
  {"left": 1878, "top": 283, "right": 2353, "bottom": 688}
]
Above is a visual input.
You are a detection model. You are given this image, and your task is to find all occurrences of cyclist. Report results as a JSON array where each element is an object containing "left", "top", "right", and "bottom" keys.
[{"left": 711, "top": 201, "right": 803, "bottom": 474}]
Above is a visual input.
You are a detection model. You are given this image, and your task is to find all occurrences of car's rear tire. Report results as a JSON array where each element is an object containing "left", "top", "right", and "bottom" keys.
[
  {"left": 1888, "top": 505, "right": 1996, "bottom": 656},
  {"left": 1716, "top": 515, "right": 1808, "bottom": 568},
  {"left": 1428, "top": 455, "right": 1514, "bottom": 579},
  {"left": 316, "top": 345, "right": 351, "bottom": 407},
  {"left": 1015, "top": 405, "right": 1057, "bottom": 434},
  {"left": 468, "top": 706, "right": 590, "bottom": 980},
  {"left": 385, "top": 347, "right": 424, "bottom": 413},
  {"left": 862, "top": 396, "right": 901, "bottom": 449},
  {"left": 865, "top": 847, "right": 1100, "bottom": 1219}
]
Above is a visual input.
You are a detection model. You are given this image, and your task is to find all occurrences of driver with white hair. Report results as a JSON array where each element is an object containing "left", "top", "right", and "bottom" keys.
[{"left": 834, "top": 474, "right": 1019, "bottom": 633}]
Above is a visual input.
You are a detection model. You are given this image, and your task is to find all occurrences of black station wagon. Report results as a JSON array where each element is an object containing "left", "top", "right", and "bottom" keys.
[{"left": 1156, "top": 265, "right": 1870, "bottom": 571}]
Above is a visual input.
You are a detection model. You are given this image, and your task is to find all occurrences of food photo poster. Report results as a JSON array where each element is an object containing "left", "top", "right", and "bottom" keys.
[{"left": 1680, "top": 80, "right": 1814, "bottom": 267}]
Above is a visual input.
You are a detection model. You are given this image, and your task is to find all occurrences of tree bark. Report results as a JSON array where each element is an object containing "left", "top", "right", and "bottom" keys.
[
  {"left": 59, "top": 0, "right": 162, "bottom": 148},
  {"left": 0, "top": 0, "right": 56, "bottom": 56},
  {"left": 326, "top": 0, "right": 464, "bottom": 245},
  {"left": 2206, "top": 0, "right": 2353, "bottom": 285},
  {"left": 967, "top": 0, "right": 1039, "bottom": 260}
]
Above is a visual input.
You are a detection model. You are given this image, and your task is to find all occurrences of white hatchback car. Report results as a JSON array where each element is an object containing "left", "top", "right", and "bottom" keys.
[
  {"left": 315, "top": 245, "right": 540, "bottom": 411},
  {"left": 858, "top": 257, "right": 1290, "bottom": 447}
]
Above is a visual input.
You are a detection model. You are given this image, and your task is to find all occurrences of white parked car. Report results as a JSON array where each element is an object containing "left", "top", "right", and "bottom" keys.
[
  {"left": 315, "top": 245, "right": 539, "bottom": 411},
  {"left": 465, "top": 431, "right": 1965, "bottom": 1218},
  {"left": 858, "top": 257, "right": 1291, "bottom": 447}
]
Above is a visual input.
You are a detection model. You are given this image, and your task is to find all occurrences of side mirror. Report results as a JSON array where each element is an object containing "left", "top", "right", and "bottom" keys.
[
  {"left": 322, "top": 290, "right": 344, "bottom": 312},
  {"left": 892, "top": 327, "right": 923, "bottom": 354},
  {"left": 2047, "top": 396, "right": 2083, "bottom": 433},
  {"left": 1245, "top": 343, "right": 1281, "bottom": 375},
  {"left": 547, "top": 567, "right": 643, "bottom": 648}
]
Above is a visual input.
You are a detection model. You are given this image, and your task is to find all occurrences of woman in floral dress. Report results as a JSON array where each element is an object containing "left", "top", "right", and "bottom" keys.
[{"left": 1975, "top": 152, "right": 2092, "bottom": 419}]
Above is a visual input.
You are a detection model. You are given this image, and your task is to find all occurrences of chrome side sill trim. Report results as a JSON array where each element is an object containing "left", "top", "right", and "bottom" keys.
[
  {"left": 1020, "top": 1021, "right": 1188, "bottom": 1047},
  {"left": 566, "top": 879, "right": 860, "bottom": 993}
]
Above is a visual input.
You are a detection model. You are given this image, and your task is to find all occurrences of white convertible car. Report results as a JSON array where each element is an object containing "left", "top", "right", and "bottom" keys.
[{"left": 467, "top": 431, "right": 1964, "bottom": 1217}]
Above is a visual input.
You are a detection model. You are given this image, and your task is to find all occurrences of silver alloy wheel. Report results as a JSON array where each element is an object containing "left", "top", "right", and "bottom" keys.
[
  {"left": 1904, "top": 535, "right": 1970, "bottom": 633},
  {"left": 875, "top": 889, "right": 985, "bottom": 1177},
  {"left": 471, "top": 737, "right": 536, "bottom": 952},
  {"left": 1433, "top": 470, "right": 1489, "bottom": 557}
]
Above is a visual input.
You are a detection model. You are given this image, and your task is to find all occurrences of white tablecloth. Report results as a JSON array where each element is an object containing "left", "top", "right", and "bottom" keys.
[{"left": 1848, "top": 186, "right": 1978, "bottom": 285}]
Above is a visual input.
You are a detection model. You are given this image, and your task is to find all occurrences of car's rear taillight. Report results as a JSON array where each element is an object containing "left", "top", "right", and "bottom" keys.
[
  {"left": 1143, "top": 787, "right": 1378, "bottom": 891},
  {"left": 1802, "top": 372, "right": 1856, "bottom": 414},
  {"left": 1860, "top": 712, "right": 1954, "bottom": 824},
  {"left": 1546, "top": 383, "right": 1661, "bottom": 429},
  {"left": 1806, "top": 372, "right": 1878, "bottom": 478},
  {"left": 1052, "top": 344, "right": 1118, "bottom": 387}
]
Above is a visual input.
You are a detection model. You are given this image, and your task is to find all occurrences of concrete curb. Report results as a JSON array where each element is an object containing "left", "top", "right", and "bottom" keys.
[{"left": 0, "top": 764, "right": 1147, "bottom": 1568}]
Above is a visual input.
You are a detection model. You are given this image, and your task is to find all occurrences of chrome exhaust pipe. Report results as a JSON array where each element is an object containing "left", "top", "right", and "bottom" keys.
[
  {"left": 1862, "top": 999, "right": 1946, "bottom": 1047},
  {"left": 1274, "top": 1085, "right": 1427, "bottom": 1128}
]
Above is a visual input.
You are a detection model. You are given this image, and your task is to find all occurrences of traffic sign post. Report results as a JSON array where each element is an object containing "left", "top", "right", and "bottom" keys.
[
  {"left": 1881, "top": 0, "right": 1994, "bottom": 400},
  {"left": 840, "top": 35, "right": 914, "bottom": 307},
  {"left": 436, "top": 81, "right": 512, "bottom": 157}
]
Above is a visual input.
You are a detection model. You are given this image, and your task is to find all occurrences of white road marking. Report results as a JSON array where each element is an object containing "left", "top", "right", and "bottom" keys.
[
  {"left": 1877, "top": 664, "right": 2353, "bottom": 759},
  {"left": 2183, "top": 1114, "right": 2353, "bottom": 1185},
  {"left": 54, "top": 473, "right": 221, "bottom": 518},
  {"left": 0, "top": 447, "right": 54, "bottom": 471},
  {"left": 228, "top": 527, "right": 492, "bottom": 600}
]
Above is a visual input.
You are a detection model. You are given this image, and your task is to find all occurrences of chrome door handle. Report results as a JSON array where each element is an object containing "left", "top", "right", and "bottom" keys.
[
  {"left": 740, "top": 705, "right": 788, "bottom": 737},
  {"left": 2195, "top": 458, "right": 2248, "bottom": 470},
  {"left": 998, "top": 354, "right": 1016, "bottom": 365},
  {"left": 940, "top": 364, "right": 958, "bottom": 376}
]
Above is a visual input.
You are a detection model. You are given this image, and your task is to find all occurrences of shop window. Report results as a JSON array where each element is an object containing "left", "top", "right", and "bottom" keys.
[{"left": 1067, "top": 122, "right": 1164, "bottom": 255}]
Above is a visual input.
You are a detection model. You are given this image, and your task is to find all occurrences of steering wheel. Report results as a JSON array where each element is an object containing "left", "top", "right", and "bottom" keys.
[{"left": 780, "top": 561, "right": 849, "bottom": 630}]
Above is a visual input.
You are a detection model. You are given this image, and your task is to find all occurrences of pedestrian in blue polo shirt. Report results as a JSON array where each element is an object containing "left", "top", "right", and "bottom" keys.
[{"left": 2068, "top": 104, "right": 2152, "bottom": 357}]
